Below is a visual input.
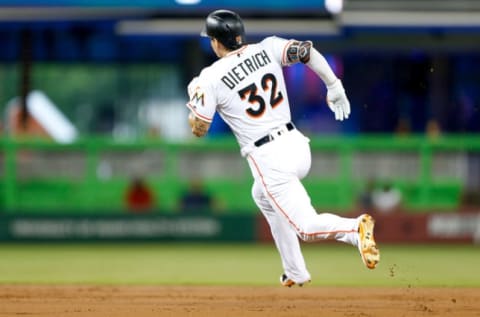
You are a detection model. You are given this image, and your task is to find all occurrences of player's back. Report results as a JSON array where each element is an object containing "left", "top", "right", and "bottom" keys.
[{"left": 206, "top": 36, "right": 293, "bottom": 150}]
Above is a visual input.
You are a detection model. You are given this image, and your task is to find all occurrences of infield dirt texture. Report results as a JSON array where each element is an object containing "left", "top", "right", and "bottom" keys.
[
  {"left": 1, "top": 285, "right": 479, "bottom": 317},
  {"left": 0, "top": 243, "right": 479, "bottom": 316}
]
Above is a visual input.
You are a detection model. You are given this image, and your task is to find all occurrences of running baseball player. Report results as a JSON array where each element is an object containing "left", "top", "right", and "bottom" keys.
[{"left": 186, "top": 9, "right": 380, "bottom": 286}]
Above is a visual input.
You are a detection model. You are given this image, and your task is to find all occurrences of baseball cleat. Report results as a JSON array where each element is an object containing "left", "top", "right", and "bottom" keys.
[
  {"left": 280, "top": 274, "right": 310, "bottom": 287},
  {"left": 357, "top": 214, "right": 380, "bottom": 269}
]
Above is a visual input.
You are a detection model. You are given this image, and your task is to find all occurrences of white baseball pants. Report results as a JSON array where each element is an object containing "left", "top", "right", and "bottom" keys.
[{"left": 247, "top": 128, "right": 359, "bottom": 284}]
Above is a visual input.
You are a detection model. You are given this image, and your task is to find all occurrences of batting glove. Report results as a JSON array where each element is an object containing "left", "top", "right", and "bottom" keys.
[{"left": 326, "top": 79, "right": 351, "bottom": 121}]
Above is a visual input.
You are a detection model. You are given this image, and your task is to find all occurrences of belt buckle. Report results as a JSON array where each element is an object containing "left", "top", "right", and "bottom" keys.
[
  {"left": 255, "top": 123, "right": 291, "bottom": 148},
  {"left": 272, "top": 126, "right": 287, "bottom": 137}
]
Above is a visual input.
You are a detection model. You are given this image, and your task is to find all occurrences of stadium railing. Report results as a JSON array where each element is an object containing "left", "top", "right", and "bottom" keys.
[{"left": 1, "top": 134, "right": 479, "bottom": 214}]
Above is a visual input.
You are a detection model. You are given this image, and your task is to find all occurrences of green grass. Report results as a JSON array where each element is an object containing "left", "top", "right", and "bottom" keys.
[{"left": 0, "top": 243, "right": 479, "bottom": 287}]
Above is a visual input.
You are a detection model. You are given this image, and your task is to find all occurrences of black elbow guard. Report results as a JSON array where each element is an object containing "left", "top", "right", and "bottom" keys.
[{"left": 286, "top": 40, "right": 312, "bottom": 64}]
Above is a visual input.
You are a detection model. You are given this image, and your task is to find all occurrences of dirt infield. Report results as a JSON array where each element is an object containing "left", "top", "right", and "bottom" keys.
[{"left": 0, "top": 285, "right": 479, "bottom": 317}]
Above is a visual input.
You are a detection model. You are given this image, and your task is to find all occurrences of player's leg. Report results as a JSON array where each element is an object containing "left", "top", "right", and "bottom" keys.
[
  {"left": 247, "top": 131, "right": 359, "bottom": 246},
  {"left": 247, "top": 130, "right": 379, "bottom": 269},
  {"left": 252, "top": 180, "right": 311, "bottom": 285},
  {"left": 273, "top": 178, "right": 359, "bottom": 246},
  {"left": 273, "top": 178, "right": 379, "bottom": 268}
]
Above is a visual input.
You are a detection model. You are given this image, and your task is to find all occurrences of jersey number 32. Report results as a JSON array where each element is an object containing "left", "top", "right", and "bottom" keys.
[{"left": 238, "top": 73, "right": 283, "bottom": 118}]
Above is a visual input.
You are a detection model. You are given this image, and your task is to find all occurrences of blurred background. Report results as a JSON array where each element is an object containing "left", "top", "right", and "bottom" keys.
[{"left": 0, "top": 0, "right": 479, "bottom": 244}]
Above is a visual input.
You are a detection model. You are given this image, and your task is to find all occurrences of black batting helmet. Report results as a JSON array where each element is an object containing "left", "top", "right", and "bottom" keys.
[{"left": 201, "top": 9, "right": 245, "bottom": 50}]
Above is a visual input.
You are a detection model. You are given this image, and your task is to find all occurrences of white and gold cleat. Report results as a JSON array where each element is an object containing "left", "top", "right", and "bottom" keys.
[{"left": 357, "top": 214, "right": 380, "bottom": 269}]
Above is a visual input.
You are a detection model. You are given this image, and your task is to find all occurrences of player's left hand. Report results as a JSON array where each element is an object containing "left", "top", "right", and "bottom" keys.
[{"left": 326, "top": 79, "right": 350, "bottom": 121}]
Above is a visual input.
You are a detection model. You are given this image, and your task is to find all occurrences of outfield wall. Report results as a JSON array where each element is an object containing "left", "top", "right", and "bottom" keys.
[{"left": 1, "top": 212, "right": 479, "bottom": 243}]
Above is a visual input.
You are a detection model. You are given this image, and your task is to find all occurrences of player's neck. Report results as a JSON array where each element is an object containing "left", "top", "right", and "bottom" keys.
[
  {"left": 214, "top": 41, "right": 232, "bottom": 58},
  {"left": 217, "top": 47, "right": 230, "bottom": 58}
]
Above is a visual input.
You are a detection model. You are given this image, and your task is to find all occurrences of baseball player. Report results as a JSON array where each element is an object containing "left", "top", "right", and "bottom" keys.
[{"left": 186, "top": 9, "right": 380, "bottom": 286}]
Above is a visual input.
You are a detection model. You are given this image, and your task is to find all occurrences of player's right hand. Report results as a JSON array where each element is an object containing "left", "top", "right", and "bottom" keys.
[{"left": 326, "top": 79, "right": 350, "bottom": 121}]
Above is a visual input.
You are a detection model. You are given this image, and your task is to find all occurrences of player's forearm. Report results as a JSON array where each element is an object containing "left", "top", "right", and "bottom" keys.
[
  {"left": 306, "top": 48, "right": 338, "bottom": 87},
  {"left": 189, "top": 112, "right": 210, "bottom": 137}
]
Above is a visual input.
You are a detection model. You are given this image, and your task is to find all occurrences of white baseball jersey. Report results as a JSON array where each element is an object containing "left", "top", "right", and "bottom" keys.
[{"left": 186, "top": 36, "right": 295, "bottom": 156}]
